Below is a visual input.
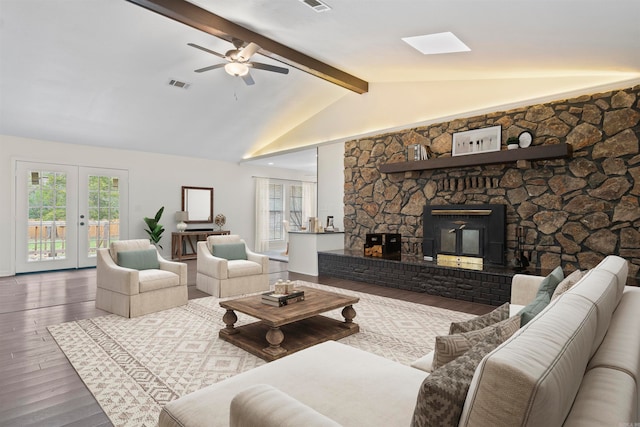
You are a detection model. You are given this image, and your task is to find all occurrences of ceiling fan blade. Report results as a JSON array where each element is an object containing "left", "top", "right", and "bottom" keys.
[
  {"left": 187, "top": 43, "right": 227, "bottom": 60},
  {"left": 250, "top": 62, "right": 289, "bottom": 74},
  {"left": 194, "top": 63, "right": 226, "bottom": 73},
  {"left": 237, "top": 42, "right": 260, "bottom": 62},
  {"left": 241, "top": 72, "right": 255, "bottom": 86}
]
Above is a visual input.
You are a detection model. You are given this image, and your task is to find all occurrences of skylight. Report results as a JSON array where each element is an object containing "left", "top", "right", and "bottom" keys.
[{"left": 402, "top": 32, "right": 470, "bottom": 55}]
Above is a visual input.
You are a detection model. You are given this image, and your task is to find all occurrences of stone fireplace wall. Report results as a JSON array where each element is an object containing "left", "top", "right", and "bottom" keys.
[{"left": 344, "top": 85, "right": 640, "bottom": 278}]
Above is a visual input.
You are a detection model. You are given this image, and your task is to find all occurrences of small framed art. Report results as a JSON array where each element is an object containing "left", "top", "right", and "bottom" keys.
[{"left": 452, "top": 125, "right": 501, "bottom": 156}]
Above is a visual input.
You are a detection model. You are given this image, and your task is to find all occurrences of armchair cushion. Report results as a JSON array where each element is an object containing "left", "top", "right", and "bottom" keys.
[
  {"left": 116, "top": 249, "right": 160, "bottom": 270},
  {"left": 212, "top": 243, "right": 247, "bottom": 261},
  {"left": 138, "top": 269, "right": 181, "bottom": 292},
  {"left": 227, "top": 260, "right": 263, "bottom": 278}
]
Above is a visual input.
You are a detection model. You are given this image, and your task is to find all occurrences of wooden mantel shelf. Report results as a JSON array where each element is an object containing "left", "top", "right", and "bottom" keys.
[{"left": 379, "top": 143, "right": 572, "bottom": 174}]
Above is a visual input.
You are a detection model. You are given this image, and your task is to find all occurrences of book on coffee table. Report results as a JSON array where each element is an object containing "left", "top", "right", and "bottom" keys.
[{"left": 261, "top": 291, "right": 305, "bottom": 307}]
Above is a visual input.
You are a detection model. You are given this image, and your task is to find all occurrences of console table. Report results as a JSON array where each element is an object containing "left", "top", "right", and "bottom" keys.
[{"left": 171, "top": 230, "right": 230, "bottom": 261}]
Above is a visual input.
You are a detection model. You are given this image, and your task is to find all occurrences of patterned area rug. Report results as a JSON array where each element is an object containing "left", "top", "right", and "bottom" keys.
[{"left": 48, "top": 282, "right": 473, "bottom": 427}]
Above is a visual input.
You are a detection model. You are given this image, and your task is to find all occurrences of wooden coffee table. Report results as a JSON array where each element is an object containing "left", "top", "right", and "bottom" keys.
[{"left": 219, "top": 285, "right": 359, "bottom": 361}]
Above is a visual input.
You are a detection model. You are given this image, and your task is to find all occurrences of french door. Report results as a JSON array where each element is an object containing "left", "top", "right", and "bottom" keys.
[{"left": 15, "top": 161, "right": 128, "bottom": 273}]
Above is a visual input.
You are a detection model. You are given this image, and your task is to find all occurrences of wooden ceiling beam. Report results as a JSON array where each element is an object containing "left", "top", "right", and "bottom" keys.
[{"left": 127, "top": 0, "right": 369, "bottom": 94}]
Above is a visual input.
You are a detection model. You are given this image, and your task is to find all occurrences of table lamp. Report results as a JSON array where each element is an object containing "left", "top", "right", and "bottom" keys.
[{"left": 175, "top": 211, "right": 188, "bottom": 232}]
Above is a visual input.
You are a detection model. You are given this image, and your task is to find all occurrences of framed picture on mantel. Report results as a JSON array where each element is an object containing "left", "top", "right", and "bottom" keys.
[{"left": 452, "top": 125, "right": 501, "bottom": 156}]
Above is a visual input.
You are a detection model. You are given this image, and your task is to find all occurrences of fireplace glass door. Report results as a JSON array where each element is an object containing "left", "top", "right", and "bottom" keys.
[{"left": 438, "top": 226, "right": 482, "bottom": 257}]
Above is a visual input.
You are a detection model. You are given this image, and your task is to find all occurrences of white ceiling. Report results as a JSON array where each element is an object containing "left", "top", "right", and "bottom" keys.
[{"left": 1, "top": 0, "right": 639, "bottom": 173}]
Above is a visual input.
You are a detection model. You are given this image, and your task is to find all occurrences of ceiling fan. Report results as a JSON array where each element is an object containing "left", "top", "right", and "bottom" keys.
[{"left": 187, "top": 39, "right": 289, "bottom": 85}]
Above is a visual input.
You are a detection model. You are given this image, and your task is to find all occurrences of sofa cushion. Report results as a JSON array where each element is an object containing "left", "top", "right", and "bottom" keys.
[
  {"left": 411, "top": 331, "right": 505, "bottom": 427},
  {"left": 411, "top": 351, "right": 435, "bottom": 373},
  {"left": 433, "top": 315, "right": 520, "bottom": 370},
  {"left": 449, "top": 302, "right": 509, "bottom": 334},
  {"left": 587, "top": 287, "right": 640, "bottom": 383},
  {"left": 212, "top": 243, "right": 247, "bottom": 261},
  {"left": 551, "top": 269, "right": 583, "bottom": 300},
  {"left": 159, "top": 341, "right": 427, "bottom": 427},
  {"left": 230, "top": 384, "right": 341, "bottom": 427},
  {"left": 459, "top": 294, "right": 598, "bottom": 427},
  {"left": 565, "top": 268, "right": 620, "bottom": 356},
  {"left": 594, "top": 255, "right": 629, "bottom": 304},
  {"left": 116, "top": 248, "right": 159, "bottom": 270},
  {"left": 563, "top": 367, "right": 637, "bottom": 427},
  {"left": 518, "top": 291, "right": 550, "bottom": 326}
]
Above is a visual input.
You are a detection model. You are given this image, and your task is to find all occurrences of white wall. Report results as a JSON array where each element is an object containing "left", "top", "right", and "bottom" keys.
[
  {"left": 0, "top": 134, "right": 306, "bottom": 276},
  {"left": 317, "top": 142, "right": 344, "bottom": 232}
]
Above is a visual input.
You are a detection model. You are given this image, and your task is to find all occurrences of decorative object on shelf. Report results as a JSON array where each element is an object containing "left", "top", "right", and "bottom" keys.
[
  {"left": 452, "top": 125, "right": 501, "bottom": 156},
  {"left": 514, "top": 226, "right": 530, "bottom": 271},
  {"left": 274, "top": 279, "right": 297, "bottom": 294},
  {"left": 518, "top": 130, "right": 533, "bottom": 148},
  {"left": 214, "top": 213, "right": 226, "bottom": 230},
  {"left": 407, "top": 144, "right": 432, "bottom": 161},
  {"left": 144, "top": 206, "right": 165, "bottom": 249},
  {"left": 175, "top": 211, "right": 188, "bottom": 232},
  {"left": 506, "top": 136, "right": 519, "bottom": 150},
  {"left": 325, "top": 216, "right": 335, "bottom": 232}
]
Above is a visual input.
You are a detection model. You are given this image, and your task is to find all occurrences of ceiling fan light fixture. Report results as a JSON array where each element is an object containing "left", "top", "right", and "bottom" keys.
[{"left": 224, "top": 62, "right": 249, "bottom": 77}]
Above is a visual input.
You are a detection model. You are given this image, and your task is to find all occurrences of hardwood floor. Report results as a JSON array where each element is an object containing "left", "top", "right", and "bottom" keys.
[{"left": 0, "top": 260, "right": 492, "bottom": 426}]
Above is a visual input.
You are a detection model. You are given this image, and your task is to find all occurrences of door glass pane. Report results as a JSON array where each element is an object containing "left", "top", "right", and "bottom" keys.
[
  {"left": 289, "top": 185, "right": 303, "bottom": 231},
  {"left": 27, "top": 170, "right": 67, "bottom": 262},
  {"left": 462, "top": 229, "right": 481, "bottom": 255},
  {"left": 87, "top": 175, "right": 121, "bottom": 257},
  {"left": 440, "top": 228, "right": 456, "bottom": 253},
  {"left": 269, "top": 183, "right": 283, "bottom": 240}
]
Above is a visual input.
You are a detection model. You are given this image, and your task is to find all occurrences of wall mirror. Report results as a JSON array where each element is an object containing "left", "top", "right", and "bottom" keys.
[{"left": 181, "top": 186, "right": 213, "bottom": 223}]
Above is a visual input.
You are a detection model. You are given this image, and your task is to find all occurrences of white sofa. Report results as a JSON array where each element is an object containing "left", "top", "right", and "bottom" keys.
[
  {"left": 96, "top": 239, "right": 187, "bottom": 318},
  {"left": 195, "top": 234, "right": 270, "bottom": 298},
  {"left": 159, "top": 255, "right": 638, "bottom": 427}
]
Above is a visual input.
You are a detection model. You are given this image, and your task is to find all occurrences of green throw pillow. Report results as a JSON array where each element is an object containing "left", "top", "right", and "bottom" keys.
[
  {"left": 518, "top": 292, "right": 551, "bottom": 326},
  {"left": 117, "top": 249, "right": 159, "bottom": 270},
  {"left": 536, "top": 266, "right": 564, "bottom": 299},
  {"left": 212, "top": 243, "right": 247, "bottom": 260}
]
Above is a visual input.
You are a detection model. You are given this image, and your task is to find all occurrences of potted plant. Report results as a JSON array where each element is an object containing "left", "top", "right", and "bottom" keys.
[{"left": 144, "top": 206, "right": 165, "bottom": 249}]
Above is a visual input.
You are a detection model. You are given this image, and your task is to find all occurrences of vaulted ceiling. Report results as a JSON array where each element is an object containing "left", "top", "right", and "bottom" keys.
[{"left": 1, "top": 0, "right": 639, "bottom": 172}]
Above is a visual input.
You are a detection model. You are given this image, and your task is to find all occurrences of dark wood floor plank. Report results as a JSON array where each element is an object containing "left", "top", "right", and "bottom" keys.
[
  {"left": 0, "top": 259, "right": 492, "bottom": 426},
  {"left": 0, "top": 363, "right": 80, "bottom": 398}
]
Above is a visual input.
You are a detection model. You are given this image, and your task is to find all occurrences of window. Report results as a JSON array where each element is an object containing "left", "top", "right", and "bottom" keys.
[
  {"left": 269, "top": 183, "right": 283, "bottom": 240},
  {"left": 289, "top": 185, "right": 303, "bottom": 231}
]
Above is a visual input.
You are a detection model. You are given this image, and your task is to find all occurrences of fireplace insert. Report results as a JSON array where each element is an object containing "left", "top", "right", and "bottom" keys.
[{"left": 423, "top": 204, "right": 506, "bottom": 268}]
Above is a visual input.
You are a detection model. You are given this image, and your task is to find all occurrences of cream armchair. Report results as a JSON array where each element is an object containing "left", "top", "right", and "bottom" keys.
[
  {"left": 96, "top": 239, "right": 188, "bottom": 318},
  {"left": 196, "top": 234, "right": 269, "bottom": 297}
]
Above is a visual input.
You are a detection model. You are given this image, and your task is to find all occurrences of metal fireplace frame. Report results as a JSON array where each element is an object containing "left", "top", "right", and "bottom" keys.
[{"left": 422, "top": 204, "right": 506, "bottom": 268}]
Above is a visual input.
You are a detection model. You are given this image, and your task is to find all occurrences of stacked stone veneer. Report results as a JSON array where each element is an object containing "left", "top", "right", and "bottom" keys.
[{"left": 344, "top": 85, "right": 640, "bottom": 279}]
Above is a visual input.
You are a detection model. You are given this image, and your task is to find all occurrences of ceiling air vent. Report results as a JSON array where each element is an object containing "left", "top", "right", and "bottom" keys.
[
  {"left": 299, "top": 0, "right": 331, "bottom": 13},
  {"left": 168, "top": 79, "right": 191, "bottom": 89}
]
